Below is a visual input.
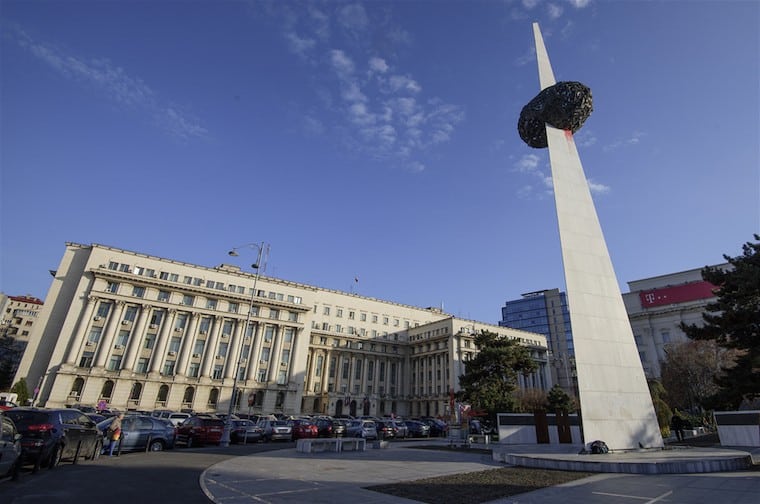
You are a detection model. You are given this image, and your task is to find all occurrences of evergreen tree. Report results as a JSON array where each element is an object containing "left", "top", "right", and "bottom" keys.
[
  {"left": 681, "top": 235, "right": 760, "bottom": 409},
  {"left": 11, "top": 378, "right": 29, "bottom": 406},
  {"left": 546, "top": 384, "right": 576, "bottom": 413},
  {"left": 458, "top": 330, "right": 537, "bottom": 415}
]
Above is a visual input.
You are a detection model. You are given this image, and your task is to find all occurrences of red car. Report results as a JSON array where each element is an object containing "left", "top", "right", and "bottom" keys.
[
  {"left": 290, "top": 419, "right": 318, "bottom": 439},
  {"left": 176, "top": 416, "right": 224, "bottom": 447}
]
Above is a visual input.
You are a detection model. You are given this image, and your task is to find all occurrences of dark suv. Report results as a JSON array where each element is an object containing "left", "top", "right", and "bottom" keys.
[{"left": 6, "top": 408, "right": 102, "bottom": 468}]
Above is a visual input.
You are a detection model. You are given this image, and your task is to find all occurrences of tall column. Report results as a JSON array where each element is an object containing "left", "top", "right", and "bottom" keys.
[
  {"left": 532, "top": 22, "right": 661, "bottom": 449},
  {"left": 245, "top": 322, "right": 262, "bottom": 380},
  {"left": 175, "top": 313, "right": 200, "bottom": 376},
  {"left": 267, "top": 325, "right": 284, "bottom": 382},
  {"left": 201, "top": 315, "right": 222, "bottom": 378},
  {"left": 225, "top": 318, "right": 245, "bottom": 379},
  {"left": 122, "top": 304, "right": 151, "bottom": 370},
  {"left": 66, "top": 296, "right": 99, "bottom": 364},
  {"left": 95, "top": 301, "right": 126, "bottom": 367},
  {"left": 150, "top": 309, "right": 177, "bottom": 373}
]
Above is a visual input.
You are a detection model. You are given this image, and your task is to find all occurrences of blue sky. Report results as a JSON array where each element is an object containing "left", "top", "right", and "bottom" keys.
[{"left": 1, "top": 0, "right": 758, "bottom": 323}]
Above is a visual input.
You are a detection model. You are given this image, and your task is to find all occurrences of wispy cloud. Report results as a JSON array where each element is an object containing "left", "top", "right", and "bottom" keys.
[
  {"left": 602, "top": 130, "right": 645, "bottom": 152},
  {"left": 267, "top": 4, "right": 464, "bottom": 171},
  {"left": 513, "top": 152, "right": 609, "bottom": 198},
  {"left": 9, "top": 26, "right": 207, "bottom": 140}
]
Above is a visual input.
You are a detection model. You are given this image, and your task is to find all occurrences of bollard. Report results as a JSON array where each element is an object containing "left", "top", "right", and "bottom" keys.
[{"left": 73, "top": 440, "right": 82, "bottom": 465}]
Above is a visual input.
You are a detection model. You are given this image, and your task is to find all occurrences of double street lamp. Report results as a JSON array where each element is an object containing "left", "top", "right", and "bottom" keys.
[{"left": 219, "top": 241, "right": 269, "bottom": 447}]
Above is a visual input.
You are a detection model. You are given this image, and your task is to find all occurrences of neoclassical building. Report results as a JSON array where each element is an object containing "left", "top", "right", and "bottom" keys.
[{"left": 15, "top": 243, "right": 550, "bottom": 418}]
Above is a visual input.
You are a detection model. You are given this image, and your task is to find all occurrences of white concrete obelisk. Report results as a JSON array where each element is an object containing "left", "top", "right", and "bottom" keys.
[{"left": 532, "top": 23, "right": 663, "bottom": 450}]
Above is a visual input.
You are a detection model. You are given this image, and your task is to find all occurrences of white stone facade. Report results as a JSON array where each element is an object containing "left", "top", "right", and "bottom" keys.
[
  {"left": 623, "top": 264, "right": 727, "bottom": 379},
  {"left": 15, "top": 243, "right": 549, "bottom": 418}
]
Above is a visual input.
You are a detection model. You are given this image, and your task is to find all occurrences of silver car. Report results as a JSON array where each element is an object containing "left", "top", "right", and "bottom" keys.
[
  {"left": 257, "top": 419, "right": 292, "bottom": 441},
  {"left": 345, "top": 420, "right": 377, "bottom": 440}
]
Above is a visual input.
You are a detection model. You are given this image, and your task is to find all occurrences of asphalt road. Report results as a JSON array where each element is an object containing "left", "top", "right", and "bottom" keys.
[{"left": 2, "top": 441, "right": 294, "bottom": 504}]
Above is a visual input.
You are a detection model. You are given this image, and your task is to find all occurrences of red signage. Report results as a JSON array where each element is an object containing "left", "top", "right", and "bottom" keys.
[{"left": 639, "top": 281, "right": 717, "bottom": 308}]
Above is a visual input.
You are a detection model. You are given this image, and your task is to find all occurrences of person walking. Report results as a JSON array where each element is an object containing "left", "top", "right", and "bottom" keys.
[
  {"left": 107, "top": 413, "right": 124, "bottom": 456},
  {"left": 671, "top": 412, "right": 685, "bottom": 442}
]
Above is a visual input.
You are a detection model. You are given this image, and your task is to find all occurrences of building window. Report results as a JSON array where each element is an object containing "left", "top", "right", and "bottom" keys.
[
  {"left": 383, "top": 317, "right": 389, "bottom": 325},
  {"left": 188, "top": 363, "right": 200, "bottom": 377},
  {"left": 136, "top": 358, "right": 149, "bottom": 373},
  {"left": 79, "top": 351, "right": 94, "bottom": 368},
  {"left": 199, "top": 317, "right": 211, "bottom": 334},
  {"left": 132, "top": 286, "right": 145, "bottom": 298},
  {"left": 168, "top": 336, "right": 181, "bottom": 353},
  {"left": 288, "top": 311, "right": 297, "bottom": 322},
  {"left": 162, "top": 360, "right": 175, "bottom": 375},
  {"left": 342, "top": 359, "right": 349, "bottom": 379},
  {"left": 96, "top": 302, "right": 112, "bottom": 318},
  {"left": 158, "top": 290, "right": 170, "bottom": 302},
  {"left": 277, "top": 371, "right": 287, "bottom": 385},
  {"left": 206, "top": 298, "right": 218, "bottom": 310},
  {"left": 354, "top": 359, "right": 362, "bottom": 380},
  {"left": 129, "top": 382, "right": 142, "bottom": 401},
  {"left": 323, "top": 307, "right": 330, "bottom": 316},
  {"left": 108, "top": 355, "right": 122, "bottom": 371},
  {"left": 217, "top": 342, "right": 228, "bottom": 358},
  {"left": 348, "top": 311, "right": 355, "bottom": 320},
  {"left": 222, "top": 320, "right": 233, "bottom": 337},
  {"left": 124, "top": 306, "right": 138, "bottom": 322},
  {"left": 368, "top": 361, "right": 374, "bottom": 380},
  {"left": 193, "top": 340, "right": 205, "bottom": 355},
  {"left": 336, "top": 308, "right": 343, "bottom": 318},
  {"left": 280, "top": 349, "right": 290, "bottom": 366},
  {"left": 115, "top": 331, "right": 130, "bottom": 347},
  {"left": 87, "top": 327, "right": 102, "bottom": 344},
  {"left": 144, "top": 334, "right": 156, "bottom": 349},
  {"left": 329, "top": 356, "right": 336, "bottom": 378},
  {"left": 212, "top": 365, "right": 223, "bottom": 380},
  {"left": 264, "top": 326, "right": 274, "bottom": 342},
  {"left": 228, "top": 302, "right": 239, "bottom": 313},
  {"left": 261, "top": 347, "right": 270, "bottom": 362},
  {"left": 315, "top": 355, "right": 323, "bottom": 377},
  {"left": 160, "top": 271, "right": 169, "bottom": 280},
  {"left": 182, "top": 295, "right": 194, "bottom": 307},
  {"left": 150, "top": 310, "right": 164, "bottom": 326},
  {"left": 257, "top": 369, "right": 267, "bottom": 382},
  {"left": 284, "top": 327, "right": 294, "bottom": 342},
  {"left": 108, "top": 261, "right": 119, "bottom": 270},
  {"left": 269, "top": 309, "right": 279, "bottom": 320}
]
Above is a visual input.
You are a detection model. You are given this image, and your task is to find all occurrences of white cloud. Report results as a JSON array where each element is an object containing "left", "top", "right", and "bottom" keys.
[
  {"left": 11, "top": 27, "right": 206, "bottom": 140},
  {"left": 341, "top": 81, "right": 367, "bottom": 103},
  {"left": 547, "top": 3, "right": 564, "bottom": 19},
  {"left": 330, "top": 49, "right": 355, "bottom": 78},
  {"left": 587, "top": 178, "right": 611, "bottom": 194},
  {"left": 407, "top": 161, "right": 425, "bottom": 173},
  {"left": 389, "top": 75, "right": 421, "bottom": 93},
  {"left": 602, "top": 130, "right": 645, "bottom": 152},
  {"left": 369, "top": 57, "right": 389, "bottom": 74},
  {"left": 515, "top": 153, "right": 541, "bottom": 173},
  {"left": 522, "top": 0, "right": 541, "bottom": 9},
  {"left": 338, "top": 3, "right": 369, "bottom": 32},
  {"left": 285, "top": 31, "right": 316, "bottom": 57},
  {"left": 567, "top": 0, "right": 592, "bottom": 8}
]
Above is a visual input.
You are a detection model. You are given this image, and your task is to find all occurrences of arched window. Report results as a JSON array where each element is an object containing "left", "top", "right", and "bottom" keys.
[
  {"left": 208, "top": 388, "right": 219, "bottom": 407},
  {"left": 70, "top": 377, "right": 85, "bottom": 399},
  {"left": 233, "top": 389, "right": 242, "bottom": 410},
  {"left": 183, "top": 386, "right": 195, "bottom": 404},
  {"left": 157, "top": 384, "right": 169, "bottom": 403},
  {"left": 100, "top": 380, "right": 114, "bottom": 399},
  {"left": 275, "top": 391, "right": 285, "bottom": 409},
  {"left": 379, "top": 400, "right": 386, "bottom": 415},
  {"left": 254, "top": 390, "right": 263, "bottom": 407},
  {"left": 129, "top": 382, "right": 143, "bottom": 401},
  {"left": 335, "top": 399, "right": 343, "bottom": 417},
  {"left": 312, "top": 397, "right": 320, "bottom": 413}
]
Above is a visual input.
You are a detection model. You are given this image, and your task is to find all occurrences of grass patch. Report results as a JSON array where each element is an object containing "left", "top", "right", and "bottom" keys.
[{"left": 365, "top": 466, "right": 595, "bottom": 504}]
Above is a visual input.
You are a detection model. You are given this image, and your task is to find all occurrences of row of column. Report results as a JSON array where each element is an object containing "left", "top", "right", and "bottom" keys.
[
  {"left": 307, "top": 348, "right": 403, "bottom": 397},
  {"left": 67, "top": 297, "right": 298, "bottom": 383}
]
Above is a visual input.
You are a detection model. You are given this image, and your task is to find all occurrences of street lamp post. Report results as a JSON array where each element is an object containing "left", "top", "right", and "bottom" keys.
[{"left": 219, "top": 241, "right": 268, "bottom": 447}]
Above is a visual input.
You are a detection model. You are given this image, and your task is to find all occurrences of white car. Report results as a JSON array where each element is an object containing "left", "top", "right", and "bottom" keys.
[
  {"left": 345, "top": 420, "right": 378, "bottom": 440},
  {"left": 167, "top": 412, "right": 191, "bottom": 427}
]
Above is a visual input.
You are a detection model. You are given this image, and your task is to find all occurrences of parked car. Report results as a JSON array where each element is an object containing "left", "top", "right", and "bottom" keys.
[
  {"left": 257, "top": 419, "right": 293, "bottom": 441},
  {"left": 0, "top": 410, "right": 22, "bottom": 479},
  {"left": 176, "top": 416, "right": 224, "bottom": 447},
  {"left": 290, "top": 419, "right": 318, "bottom": 439},
  {"left": 230, "top": 419, "right": 264, "bottom": 444},
  {"left": 419, "top": 418, "right": 448, "bottom": 437},
  {"left": 85, "top": 413, "right": 108, "bottom": 424},
  {"left": 6, "top": 407, "right": 102, "bottom": 468},
  {"left": 374, "top": 420, "right": 396, "bottom": 440},
  {"left": 97, "top": 414, "right": 176, "bottom": 452},
  {"left": 345, "top": 419, "right": 378, "bottom": 440},
  {"left": 404, "top": 420, "right": 430, "bottom": 438},
  {"left": 390, "top": 420, "right": 408, "bottom": 439},
  {"left": 314, "top": 417, "right": 345, "bottom": 438}
]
